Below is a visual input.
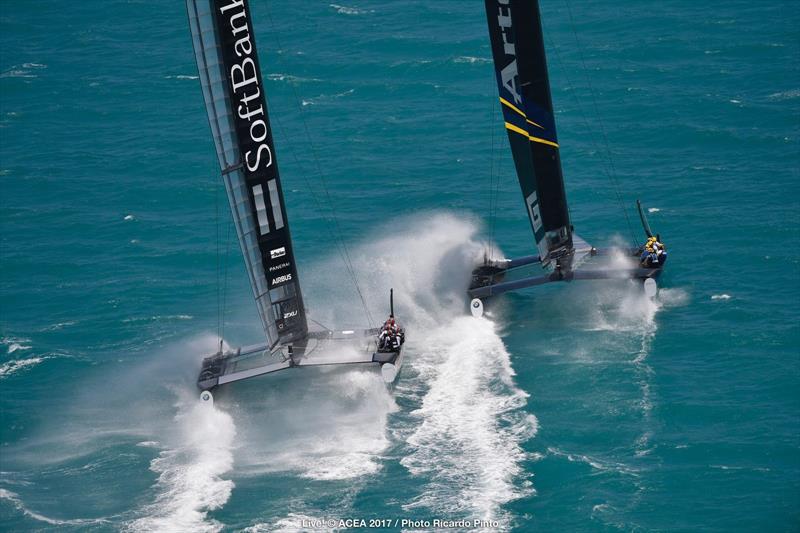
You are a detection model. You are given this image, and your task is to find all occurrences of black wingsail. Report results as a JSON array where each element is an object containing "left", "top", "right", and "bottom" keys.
[
  {"left": 188, "top": 0, "right": 307, "bottom": 348},
  {"left": 485, "top": 0, "right": 573, "bottom": 266}
]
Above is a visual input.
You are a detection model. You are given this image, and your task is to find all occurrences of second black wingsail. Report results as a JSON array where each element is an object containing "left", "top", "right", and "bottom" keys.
[{"left": 485, "top": 0, "right": 573, "bottom": 266}]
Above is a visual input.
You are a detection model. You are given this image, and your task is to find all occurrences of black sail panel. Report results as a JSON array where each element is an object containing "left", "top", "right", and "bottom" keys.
[
  {"left": 484, "top": 0, "right": 572, "bottom": 265},
  {"left": 188, "top": 0, "right": 307, "bottom": 347}
]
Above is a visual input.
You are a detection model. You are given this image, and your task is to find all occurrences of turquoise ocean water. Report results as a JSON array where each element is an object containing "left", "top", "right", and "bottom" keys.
[{"left": 1, "top": 1, "right": 798, "bottom": 531}]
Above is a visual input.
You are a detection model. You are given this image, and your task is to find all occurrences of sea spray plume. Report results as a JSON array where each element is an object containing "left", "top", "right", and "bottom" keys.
[
  {"left": 230, "top": 363, "right": 397, "bottom": 481},
  {"left": 300, "top": 212, "right": 536, "bottom": 525},
  {"left": 126, "top": 388, "right": 236, "bottom": 533},
  {"left": 5, "top": 334, "right": 226, "bottom": 468},
  {"left": 302, "top": 212, "right": 486, "bottom": 329}
]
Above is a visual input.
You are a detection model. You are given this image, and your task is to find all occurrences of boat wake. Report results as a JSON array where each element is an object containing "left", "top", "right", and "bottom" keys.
[
  {"left": 125, "top": 387, "right": 236, "bottom": 533},
  {"left": 304, "top": 213, "right": 537, "bottom": 526},
  {"left": 542, "top": 274, "right": 689, "bottom": 525},
  {"left": 399, "top": 316, "right": 537, "bottom": 526},
  {"left": 5, "top": 214, "right": 535, "bottom": 531}
]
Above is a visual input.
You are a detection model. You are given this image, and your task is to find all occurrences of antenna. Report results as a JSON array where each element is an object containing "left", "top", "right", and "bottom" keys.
[
  {"left": 390, "top": 288, "right": 394, "bottom": 318},
  {"left": 636, "top": 199, "right": 654, "bottom": 239}
]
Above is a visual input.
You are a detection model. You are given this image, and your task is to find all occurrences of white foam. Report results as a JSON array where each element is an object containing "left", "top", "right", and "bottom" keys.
[
  {"left": 267, "top": 73, "right": 321, "bottom": 83},
  {"left": 0, "top": 357, "right": 45, "bottom": 378},
  {"left": 301, "top": 88, "right": 354, "bottom": 107},
  {"left": 40, "top": 321, "right": 77, "bottom": 331},
  {"left": 126, "top": 390, "right": 236, "bottom": 533},
  {"left": 2, "top": 336, "right": 31, "bottom": 352},
  {"left": 400, "top": 317, "right": 537, "bottom": 525},
  {"left": 7, "top": 343, "right": 31, "bottom": 354},
  {"left": 124, "top": 214, "right": 134, "bottom": 220},
  {"left": 647, "top": 207, "right": 660, "bottom": 213},
  {"left": 768, "top": 89, "right": 800, "bottom": 101},
  {"left": 260, "top": 513, "right": 332, "bottom": 532},
  {"left": 234, "top": 367, "right": 397, "bottom": 482},
  {"left": 329, "top": 3, "right": 374, "bottom": 15},
  {"left": 267, "top": 214, "right": 532, "bottom": 522},
  {"left": 122, "top": 314, "right": 193, "bottom": 323},
  {"left": 547, "top": 447, "right": 638, "bottom": 477},
  {"left": 454, "top": 56, "right": 491, "bottom": 64},
  {"left": 711, "top": 293, "right": 731, "bottom": 300}
]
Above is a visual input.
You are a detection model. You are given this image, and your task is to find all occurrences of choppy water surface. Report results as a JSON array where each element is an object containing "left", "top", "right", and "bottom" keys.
[{"left": 1, "top": 0, "right": 798, "bottom": 530}]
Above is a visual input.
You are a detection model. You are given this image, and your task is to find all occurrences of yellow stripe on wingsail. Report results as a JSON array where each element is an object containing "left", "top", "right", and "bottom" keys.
[
  {"left": 499, "top": 97, "right": 545, "bottom": 129},
  {"left": 504, "top": 122, "right": 559, "bottom": 148},
  {"left": 529, "top": 135, "right": 559, "bottom": 148},
  {"left": 499, "top": 97, "right": 525, "bottom": 118},
  {"left": 526, "top": 118, "right": 545, "bottom": 130},
  {"left": 504, "top": 121, "right": 529, "bottom": 137}
]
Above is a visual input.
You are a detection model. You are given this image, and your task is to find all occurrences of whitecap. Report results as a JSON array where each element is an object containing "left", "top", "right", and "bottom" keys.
[
  {"left": 647, "top": 207, "right": 660, "bottom": 213},
  {"left": 267, "top": 73, "right": 321, "bottom": 83},
  {"left": 2, "top": 336, "right": 31, "bottom": 353},
  {"left": 7, "top": 343, "right": 31, "bottom": 354},
  {"left": 122, "top": 315, "right": 193, "bottom": 323},
  {"left": 329, "top": 3, "right": 374, "bottom": 15},
  {"left": 453, "top": 56, "right": 491, "bottom": 64},
  {"left": 0, "top": 70, "right": 36, "bottom": 79},
  {"left": 547, "top": 447, "right": 639, "bottom": 477},
  {"left": 124, "top": 214, "right": 134, "bottom": 221},
  {"left": 301, "top": 88, "right": 354, "bottom": 107},
  {"left": 767, "top": 89, "right": 800, "bottom": 101},
  {"left": 40, "top": 321, "right": 77, "bottom": 331},
  {"left": 0, "top": 489, "right": 106, "bottom": 526},
  {"left": 711, "top": 294, "right": 731, "bottom": 300},
  {"left": 0, "top": 357, "right": 44, "bottom": 378}
]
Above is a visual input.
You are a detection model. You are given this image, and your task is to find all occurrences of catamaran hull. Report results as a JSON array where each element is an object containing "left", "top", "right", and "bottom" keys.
[
  {"left": 373, "top": 346, "right": 405, "bottom": 384},
  {"left": 468, "top": 247, "right": 664, "bottom": 301},
  {"left": 197, "top": 328, "right": 405, "bottom": 391}
]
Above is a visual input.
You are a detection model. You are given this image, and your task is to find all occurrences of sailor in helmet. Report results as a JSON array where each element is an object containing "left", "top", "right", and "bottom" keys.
[
  {"left": 652, "top": 234, "right": 667, "bottom": 266},
  {"left": 641, "top": 236, "right": 657, "bottom": 267},
  {"left": 641, "top": 235, "right": 667, "bottom": 267},
  {"left": 378, "top": 326, "right": 393, "bottom": 350}
]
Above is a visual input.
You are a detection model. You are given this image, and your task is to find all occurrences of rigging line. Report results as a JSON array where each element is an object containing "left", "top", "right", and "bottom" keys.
[
  {"left": 487, "top": 67, "right": 497, "bottom": 260},
  {"left": 543, "top": 14, "right": 637, "bottom": 246},
  {"left": 220, "top": 212, "right": 233, "bottom": 342},
  {"left": 261, "top": 73, "right": 373, "bottom": 328},
  {"left": 561, "top": 0, "right": 638, "bottom": 246},
  {"left": 495, "top": 124, "right": 506, "bottom": 251},
  {"left": 266, "top": 95, "right": 372, "bottom": 323},
  {"left": 262, "top": 1, "right": 375, "bottom": 328},
  {"left": 214, "top": 156, "right": 221, "bottom": 342},
  {"left": 259, "top": 10, "right": 371, "bottom": 329}
]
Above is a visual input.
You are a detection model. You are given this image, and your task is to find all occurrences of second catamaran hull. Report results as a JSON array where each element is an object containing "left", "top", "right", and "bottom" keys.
[{"left": 468, "top": 248, "right": 663, "bottom": 300}]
